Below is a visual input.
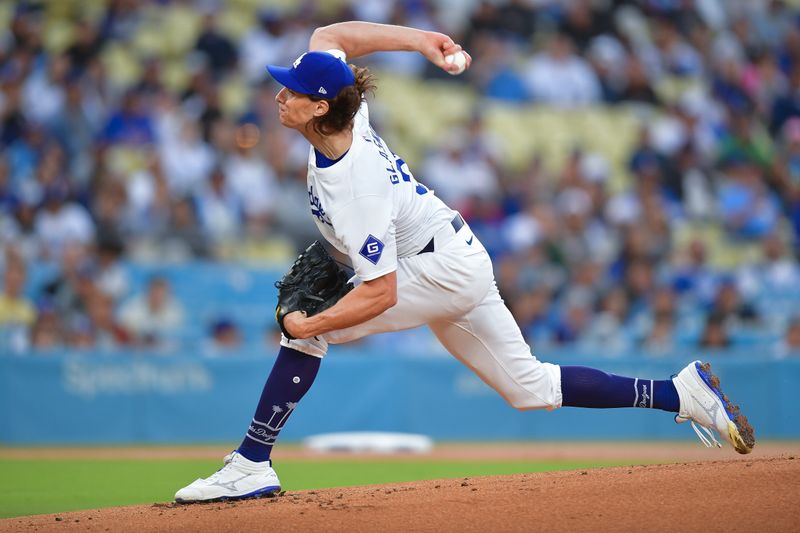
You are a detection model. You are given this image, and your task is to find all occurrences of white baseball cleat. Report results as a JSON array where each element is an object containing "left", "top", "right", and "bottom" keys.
[
  {"left": 175, "top": 451, "right": 281, "bottom": 503},
  {"left": 672, "top": 360, "right": 755, "bottom": 454}
]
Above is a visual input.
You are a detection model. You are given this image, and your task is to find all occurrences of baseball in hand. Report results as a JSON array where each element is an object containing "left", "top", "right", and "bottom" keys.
[{"left": 444, "top": 51, "right": 467, "bottom": 75}]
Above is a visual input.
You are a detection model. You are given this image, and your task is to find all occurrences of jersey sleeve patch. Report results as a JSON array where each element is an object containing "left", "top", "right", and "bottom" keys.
[{"left": 359, "top": 234, "right": 385, "bottom": 265}]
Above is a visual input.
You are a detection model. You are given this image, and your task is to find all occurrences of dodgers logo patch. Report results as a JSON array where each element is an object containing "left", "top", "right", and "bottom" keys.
[{"left": 359, "top": 235, "right": 384, "bottom": 265}]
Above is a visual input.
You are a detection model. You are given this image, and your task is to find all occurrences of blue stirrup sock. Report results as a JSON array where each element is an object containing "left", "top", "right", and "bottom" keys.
[
  {"left": 237, "top": 347, "right": 321, "bottom": 462},
  {"left": 560, "top": 366, "right": 680, "bottom": 412}
]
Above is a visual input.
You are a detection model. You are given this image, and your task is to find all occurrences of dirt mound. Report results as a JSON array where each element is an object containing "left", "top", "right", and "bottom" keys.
[{"left": 3, "top": 457, "right": 798, "bottom": 532}]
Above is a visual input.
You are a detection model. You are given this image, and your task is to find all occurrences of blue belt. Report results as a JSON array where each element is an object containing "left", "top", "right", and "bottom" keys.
[{"left": 417, "top": 213, "right": 465, "bottom": 255}]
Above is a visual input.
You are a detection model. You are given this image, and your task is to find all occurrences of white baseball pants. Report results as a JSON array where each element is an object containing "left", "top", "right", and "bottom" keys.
[{"left": 282, "top": 221, "right": 562, "bottom": 410}]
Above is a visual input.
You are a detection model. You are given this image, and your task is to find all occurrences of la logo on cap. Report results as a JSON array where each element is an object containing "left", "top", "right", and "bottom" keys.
[{"left": 267, "top": 51, "right": 355, "bottom": 100}]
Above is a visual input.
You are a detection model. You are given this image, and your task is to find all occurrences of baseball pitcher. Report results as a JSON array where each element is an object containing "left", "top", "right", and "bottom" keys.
[{"left": 175, "top": 21, "right": 754, "bottom": 503}]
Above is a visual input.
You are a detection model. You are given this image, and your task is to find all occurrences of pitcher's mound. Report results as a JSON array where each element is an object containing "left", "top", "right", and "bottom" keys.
[{"left": 5, "top": 457, "right": 798, "bottom": 532}]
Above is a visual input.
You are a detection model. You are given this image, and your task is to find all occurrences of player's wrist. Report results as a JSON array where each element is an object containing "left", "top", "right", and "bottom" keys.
[
  {"left": 411, "top": 29, "right": 431, "bottom": 52},
  {"left": 298, "top": 313, "right": 315, "bottom": 339}
]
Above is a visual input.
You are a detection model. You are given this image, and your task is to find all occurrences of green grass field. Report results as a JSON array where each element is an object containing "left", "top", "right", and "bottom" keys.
[{"left": 0, "top": 458, "right": 635, "bottom": 519}]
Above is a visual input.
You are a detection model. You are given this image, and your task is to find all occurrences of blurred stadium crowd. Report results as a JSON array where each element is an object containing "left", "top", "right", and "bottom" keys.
[{"left": 2, "top": 0, "right": 800, "bottom": 357}]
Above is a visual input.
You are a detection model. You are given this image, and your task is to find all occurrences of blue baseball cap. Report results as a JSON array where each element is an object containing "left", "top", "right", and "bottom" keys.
[{"left": 266, "top": 51, "right": 355, "bottom": 100}]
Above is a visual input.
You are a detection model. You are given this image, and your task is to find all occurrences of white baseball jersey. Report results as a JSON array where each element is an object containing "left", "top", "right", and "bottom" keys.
[
  {"left": 306, "top": 50, "right": 454, "bottom": 281},
  {"left": 285, "top": 50, "right": 563, "bottom": 413}
]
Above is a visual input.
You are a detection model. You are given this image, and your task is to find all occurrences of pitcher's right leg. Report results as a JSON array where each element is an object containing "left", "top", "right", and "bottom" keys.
[
  {"left": 429, "top": 282, "right": 754, "bottom": 454},
  {"left": 428, "top": 282, "right": 562, "bottom": 411}
]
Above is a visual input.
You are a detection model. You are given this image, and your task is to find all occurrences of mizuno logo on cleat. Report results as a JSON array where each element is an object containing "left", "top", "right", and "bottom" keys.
[
  {"left": 692, "top": 392, "right": 721, "bottom": 422},
  {"left": 210, "top": 474, "right": 248, "bottom": 491}
]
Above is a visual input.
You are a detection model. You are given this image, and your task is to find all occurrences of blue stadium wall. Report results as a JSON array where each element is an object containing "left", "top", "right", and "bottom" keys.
[{"left": 1, "top": 350, "right": 797, "bottom": 444}]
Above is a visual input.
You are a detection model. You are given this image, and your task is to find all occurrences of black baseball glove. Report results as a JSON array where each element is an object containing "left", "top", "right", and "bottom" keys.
[{"left": 275, "top": 241, "right": 354, "bottom": 340}]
